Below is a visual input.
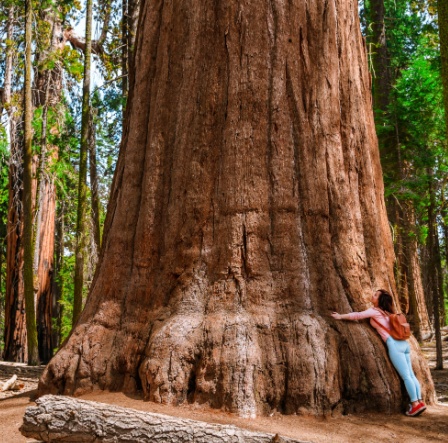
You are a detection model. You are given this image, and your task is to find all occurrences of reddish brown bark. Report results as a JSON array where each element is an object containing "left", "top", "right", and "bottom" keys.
[
  {"left": 39, "top": 0, "right": 435, "bottom": 415},
  {"left": 39, "top": 20, "right": 70, "bottom": 349},
  {"left": 4, "top": 133, "right": 27, "bottom": 362},
  {"left": 2, "top": 5, "right": 26, "bottom": 362},
  {"left": 35, "top": 164, "right": 57, "bottom": 364},
  {"left": 32, "top": 13, "right": 66, "bottom": 363},
  {"left": 4, "top": 10, "right": 66, "bottom": 364},
  {"left": 390, "top": 199, "right": 432, "bottom": 340}
]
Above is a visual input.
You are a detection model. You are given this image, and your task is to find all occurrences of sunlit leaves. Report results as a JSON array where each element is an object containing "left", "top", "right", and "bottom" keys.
[{"left": 62, "top": 46, "right": 84, "bottom": 80}]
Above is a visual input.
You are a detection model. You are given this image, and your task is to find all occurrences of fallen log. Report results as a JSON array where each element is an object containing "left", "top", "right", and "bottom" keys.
[{"left": 20, "top": 395, "right": 308, "bottom": 443}]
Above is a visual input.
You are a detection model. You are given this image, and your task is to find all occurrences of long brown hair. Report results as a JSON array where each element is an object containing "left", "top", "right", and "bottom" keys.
[{"left": 377, "top": 289, "right": 395, "bottom": 313}]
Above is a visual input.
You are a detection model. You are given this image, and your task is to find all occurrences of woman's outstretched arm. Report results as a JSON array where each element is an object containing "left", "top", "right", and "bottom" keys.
[
  {"left": 331, "top": 308, "right": 377, "bottom": 321},
  {"left": 331, "top": 312, "right": 351, "bottom": 320}
]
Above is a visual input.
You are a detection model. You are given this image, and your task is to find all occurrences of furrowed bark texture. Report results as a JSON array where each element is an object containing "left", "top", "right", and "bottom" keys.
[
  {"left": 73, "top": 0, "right": 93, "bottom": 326},
  {"left": 20, "top": 395, "right": 303, "bottom": 443},
  {"left": 33, "top": 14, "right": 65, "bottom": 363},
  {"left": 390, "top": 199, "right": 431, "bottom": 340},
  {"left": 23, "top": 0, "right": 39, "bottom": 365},
  {"left": 35, "top": 174, "right": 56, "bottom": 364},
  {"left": 4, "top": 130, "right": 27, "bottom": 362},
  {"left": 39, "top": 0, "right": 435, "bottom": 415}
]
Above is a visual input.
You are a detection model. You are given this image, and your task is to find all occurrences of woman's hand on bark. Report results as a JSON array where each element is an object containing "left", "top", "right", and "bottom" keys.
[{"left": 331, "top": 312, "right": 342, "bottom": 320}]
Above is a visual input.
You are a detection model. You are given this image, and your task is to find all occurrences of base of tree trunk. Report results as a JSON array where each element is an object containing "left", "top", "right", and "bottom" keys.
[{"left": 20, "top": 395, "right": 306, "bottom": 443}]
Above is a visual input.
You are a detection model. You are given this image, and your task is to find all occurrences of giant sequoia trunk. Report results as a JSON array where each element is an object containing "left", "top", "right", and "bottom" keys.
[{"left": 39, "top": 0, "right": 434, "bottom": 415}]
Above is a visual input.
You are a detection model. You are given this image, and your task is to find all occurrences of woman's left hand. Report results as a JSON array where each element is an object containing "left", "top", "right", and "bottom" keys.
[{"left": 331, "top": 312, "right": 342, "bottom": 320}]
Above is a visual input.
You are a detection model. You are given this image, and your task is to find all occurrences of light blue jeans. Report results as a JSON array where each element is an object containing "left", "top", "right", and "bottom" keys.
[{"left": 386, "top": 336, "right": 421, "bottom": 402}]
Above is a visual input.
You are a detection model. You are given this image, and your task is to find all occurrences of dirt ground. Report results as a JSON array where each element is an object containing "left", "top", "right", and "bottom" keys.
[
  {"left": 1, "top": 338, "right": 448, "bottom": 443},
  {"left": 1, "top": 388, "right": 448, "bottom": 443}
]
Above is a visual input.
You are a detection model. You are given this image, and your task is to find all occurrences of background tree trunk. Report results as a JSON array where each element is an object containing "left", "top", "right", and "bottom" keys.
[
  {"left": 73, "top": 0, "right": 93, "bottom": 325},
  {"left": 4, "top": 6, "right": 66, "bottom": 364},
  {"left": 23, "top": 0, "right": 39, "bottom": 365},
  {"left": 367, "top": 0, "right": 430, "bottom": 340},
  {"left": 51, "top": 204, "right": 64, "bottom": 350},
  {"left": 122, "top": 0, "right": 140, "bottom": 98},
  {"left": 32, "top": 12, "right": 65, "bottom": 363},
  {"left": 88, "top": 110, "right": 102, "bottom": 252},
  {"left": 427, "top": 168, "right": 444, "bottom": 369},
  {"left": 1, "top": 3, "right": 27, "bottom": 363},
  {"left": 39, "top": 0, "right": 435, "bottom": 415},
  {"left": 3, "top": 132, "right": 27, "bottom": 362}
]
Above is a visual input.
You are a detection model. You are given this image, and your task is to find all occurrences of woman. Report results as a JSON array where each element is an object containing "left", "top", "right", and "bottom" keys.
[{"left": 331, "top": 289, "right": 426, "bottom": 417}]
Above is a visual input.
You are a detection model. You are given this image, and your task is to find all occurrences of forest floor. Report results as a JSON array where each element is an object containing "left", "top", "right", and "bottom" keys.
[{"left": 1, "top": 334, "right": 448, "bottom": 443}]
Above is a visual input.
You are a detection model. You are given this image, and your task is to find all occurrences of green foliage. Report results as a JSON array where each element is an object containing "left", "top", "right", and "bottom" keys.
[
  {"left": 62, "top": 47, "right": 84, "bottom": 81},
  {"left": 56, "top": 254, "right": 75, "bottom": 344},
  {"left": 364, "top": 0, "right": 448, "bottom": 321}
]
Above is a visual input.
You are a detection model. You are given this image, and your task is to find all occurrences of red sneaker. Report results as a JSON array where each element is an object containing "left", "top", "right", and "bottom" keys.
[{"left": 406, "top": 402, "right": 426, "bottom": 417}]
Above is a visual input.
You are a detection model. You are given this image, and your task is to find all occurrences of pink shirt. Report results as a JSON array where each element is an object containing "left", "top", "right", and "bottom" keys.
[{"left": 346, "top": 307, "right": 391, "bottom": 342}]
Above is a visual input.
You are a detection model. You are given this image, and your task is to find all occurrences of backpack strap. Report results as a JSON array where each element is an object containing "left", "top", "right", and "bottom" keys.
[
  {"left": 370, "top": 317, "right": 391, "bottom": 334},
  {"left": 373, "top": 306, "right": 390, "bottom": 317}
]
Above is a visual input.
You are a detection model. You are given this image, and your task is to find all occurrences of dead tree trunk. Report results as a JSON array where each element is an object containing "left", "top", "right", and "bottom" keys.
[
  {"left": 39, "top": 0, "right": 435, "bottom": 415},
  {"left": 21, "top": 395, "right": 301, "bottom": 443}
]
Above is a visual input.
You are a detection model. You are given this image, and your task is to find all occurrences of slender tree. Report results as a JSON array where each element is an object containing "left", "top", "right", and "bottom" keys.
[
  {"left": 73, "top": 0, "right": 93, "bottom": 325},
  {"left": 122, "top": 0, "right": 140, "bottom": 97},
  {"left": 2, "top": 1, "right": 29, "bottom": 363},
  {"left": 39, "top": 0, "right": 434, "bottom": 414},
  {"left": 427, "top": 168, "right": 444, "bottom": 369},
  {"left": 51, "top": 204, "right": 64, "bottom": 350},
  {"left": 1, "top": 3, "right": 15, "bottom": 356},
  {"left": 23, "top": 0, "right": 39, "bottom": 365},
  {"left": 3, "top": 121, "right": 27, "bottom": 361},
  {"left": 88, "top": 109, "right": 101, "bottom": 251}
]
